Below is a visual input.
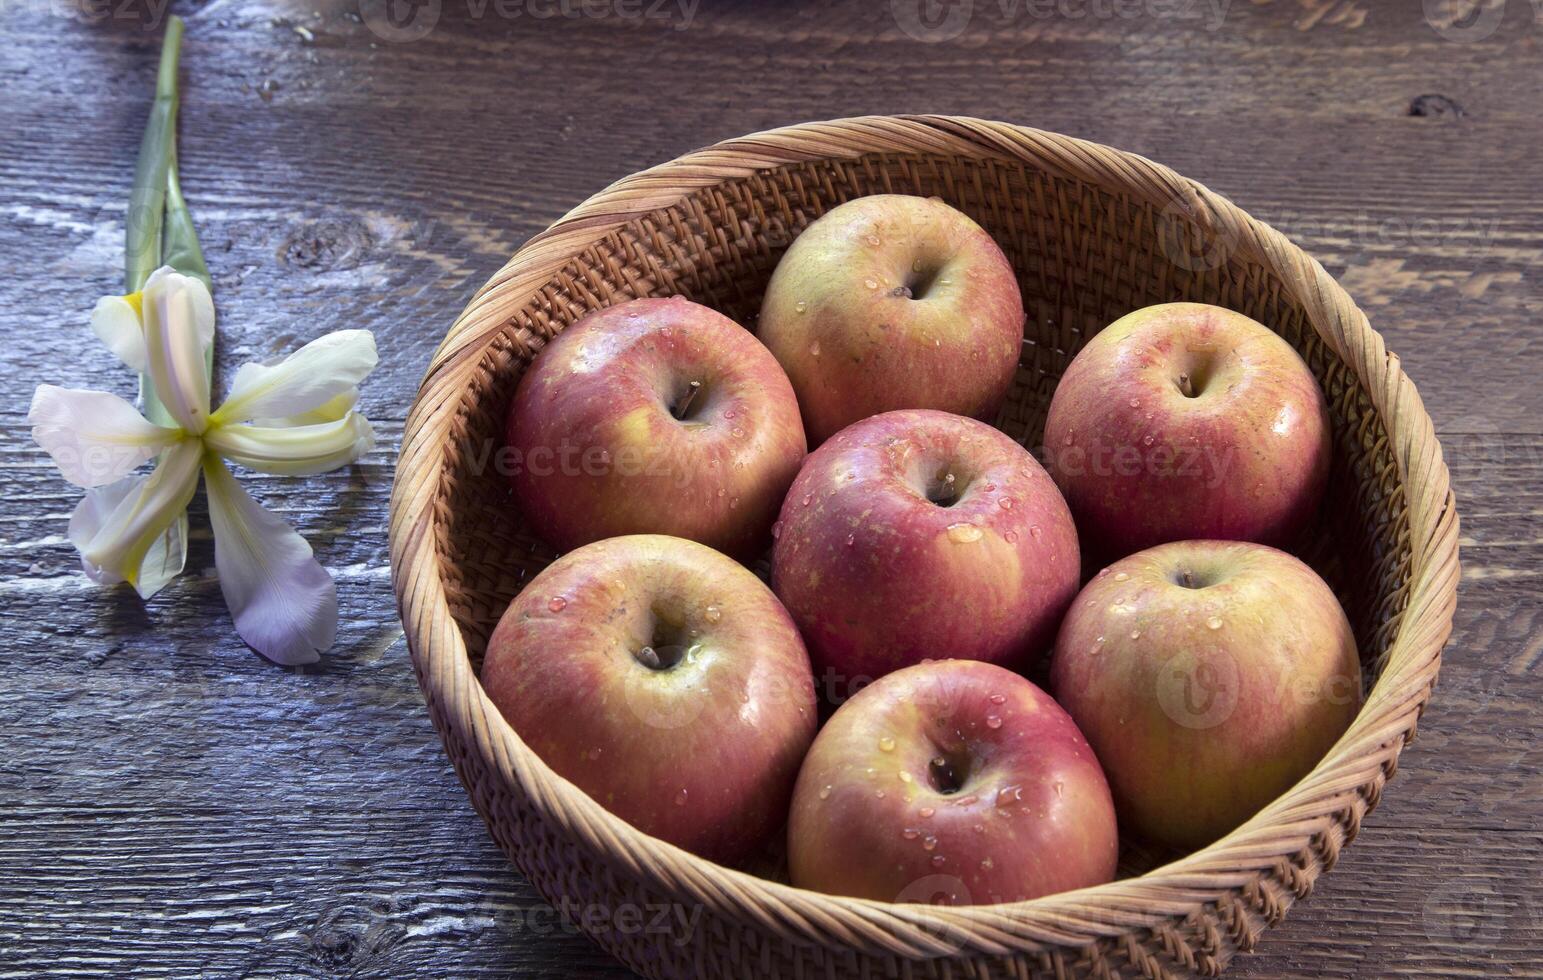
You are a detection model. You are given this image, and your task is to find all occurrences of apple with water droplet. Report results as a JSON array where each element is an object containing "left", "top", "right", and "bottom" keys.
[
  {"left": 1043, "top": 302, "right": 1331, "bottom": 562},
  {"left": 482, "top": 535, "right": 818, "bottom": 864},
  {"left": 758, "top": 194, "right": 1025, "bottom": 444},
  {"left": 771, "top": 409, "right": 1079, "bottom": 687},
  {"left": 507, "top": 296, "right": 806, "bottom": 557},
  {"left": 787, "top": 660, "right": 1118, "bottom": 904},
  {"left": 1050, "top": 540, "right": 1361, "bottom": 849}
]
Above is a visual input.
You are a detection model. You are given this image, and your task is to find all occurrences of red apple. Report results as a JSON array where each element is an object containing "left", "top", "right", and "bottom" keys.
[
  {"left": 758, "top": 194, "right": 1025, "bottom": 444},
  {"left": 507, "top": 296, "right": 806, "bottom": 557},
  {"left": 1050, "top": 540, "right": 1361, "bottom": 849},
  {"left": 788, "top": 660, "right": 1118, "bottom": 905},
  {"left": 771, "top": 409, "right": 1079, "bottom": 687},
  {"left": 482, "top": 534, "right": 817, "bottom": 865},
  {"left": 1043, "top": 302, "right": 1331, "bottom": 561}
]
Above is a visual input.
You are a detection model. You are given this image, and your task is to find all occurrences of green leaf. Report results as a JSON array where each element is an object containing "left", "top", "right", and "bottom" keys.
[{"left": 125, "top": 15, "right": 183, "bottom": 295}]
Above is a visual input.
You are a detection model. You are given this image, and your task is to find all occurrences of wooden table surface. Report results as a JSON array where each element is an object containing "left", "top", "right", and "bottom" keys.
[{"left": 3, "top": 1, "right": 1539, "bottom": 976}]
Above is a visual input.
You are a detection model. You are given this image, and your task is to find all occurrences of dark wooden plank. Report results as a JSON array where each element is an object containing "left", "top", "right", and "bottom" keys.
[{"left": 1, "top": 1, "right": 1539, "bottom": 977}]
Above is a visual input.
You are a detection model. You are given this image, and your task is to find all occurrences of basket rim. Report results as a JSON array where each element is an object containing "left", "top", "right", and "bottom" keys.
[{"left": 388, "top": 115, "right": 1461, "bottom": 958}]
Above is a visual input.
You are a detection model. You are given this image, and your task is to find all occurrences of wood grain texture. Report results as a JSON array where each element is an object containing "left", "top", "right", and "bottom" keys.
[{"left": 1, "top": 0, "right": 1538, "bottom": 976}]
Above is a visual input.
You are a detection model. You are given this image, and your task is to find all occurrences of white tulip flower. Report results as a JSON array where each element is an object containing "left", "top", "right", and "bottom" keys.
[{"left": 29, "top": 266, "right": 377, "bottom": 665}]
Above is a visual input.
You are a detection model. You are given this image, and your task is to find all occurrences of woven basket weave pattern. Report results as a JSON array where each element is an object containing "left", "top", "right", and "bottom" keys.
[{"left": 390, "top": 117, "right": 1459, "bottom": 979}]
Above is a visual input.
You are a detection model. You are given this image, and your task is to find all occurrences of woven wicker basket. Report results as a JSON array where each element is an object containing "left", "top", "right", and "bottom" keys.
[{"left": 389, "top": 116, "right": 1459, "bottom": 978}]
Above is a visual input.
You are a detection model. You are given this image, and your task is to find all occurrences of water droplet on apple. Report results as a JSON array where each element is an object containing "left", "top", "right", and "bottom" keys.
[
  {"left": 946, "top": 523, "right": 983, "bottom": 544},
  {"left": 732, "top": 427, "right": 745, "bottom": 439},
  {"left": 898, "top": 771, "right": 913, "bottom": 783},
  {"left": 1129, "top": 630, "right": 1141, "bottom": 640},
  {"left": 863, "top": 278, "right": 879, "bottom": 290},
  {"left": 931, "top": 854, "right": 946, "bottom": 867},
  {"left": 795, "top": 300, "right": 808, "bottom": 314},
  {"left": 1004, "top": 530, "right": 1018, "bottom": 543},
  {"left": 902, "top": 827, "right": 920, "bottom": 840},
  {"left": 819, "top": 785, "right": 832, "bottom": 800},
  {"left": 1114, "top": 572, "right": 1129, "bottom": 582},
  {"left": 771, "top": 521, "right": 783, "bottom": 540},
  {"left": 1207, "top": 616, "right": 1224, "bottom": 630},
  {"left": 972, "top": 823, "right": 986, "bottom": 834},
  {"left": 1053, "top": 781, "right": 1065, "bottom": 798},
  {"left": 717, "top": 488, "right": 726, "bottom": 497},
  {"left": 674, "top": 788, "right": 688, "bottom": 807},
  {"left": 998, "top": 497, "right": 1013, "bottom": 510},
  {"left": 703, "top": 605, "right": 722, "bottom": 624},
  {"left": 922, "top": 835, "right": 938, "bottom": 851},
  {"left": 547, "top": 596, "right": 567, "bottom": 613},
  {"left": 809, "top": 341, "right": 821, "bottom": 357},
  {"left": 878, "top": 736, "right": 896, "bottom": 752},
  {"left": 1063, "top": 433, "right": 1074, "bottom": 445},
  {"left": 875, "top": 789, "right": 887, "bottom": 799},
  {"left": 919, "top": 806, "right": 935, "bottom": 818},
  {"left": 1095, "top": 635, "right": 1104, "bottom": 644},
  {"left": 865, "top": 234, "right": 880, "bottom": 246},
  {"left": 1128, "top": 398, "right": 1140, "bottom": 408},
  {"left": 1028, "top": 525, "right": 1043, "bottom": 540},
  {"left": 845, "top": 533, "right": 855, "bottom": 547},
  {"left": 1143, "top": 435, "right": 1154, "bottom": 446},
  {"left": 985, "top": 715, "right": 1003, "bottom": 729},
  {"left": 912, "top": 257, "right": 924, "bottom": 272},
  {"left": 980, "top": 857, "right": 994, "bottom": 870},
  {"left": 988, "top": 693, "right": 1006, "bottom": 705}
]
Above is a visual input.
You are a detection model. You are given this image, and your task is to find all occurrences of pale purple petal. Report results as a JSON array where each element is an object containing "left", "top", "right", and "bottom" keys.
[{"left": 203, "top": 457, "right": 336, "bottom": 665}]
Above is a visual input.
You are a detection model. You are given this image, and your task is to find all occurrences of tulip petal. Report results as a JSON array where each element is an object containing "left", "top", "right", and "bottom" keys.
[
  {"left": 29, "top": 384, "right": 180, "bottom": 487},
  {"left": 142, "top": 272, "right": 213, "bottom": 434},
  {"left": 212, "top": 330, "right": 377, "bottom": 426},
  {"left": 90, "top": 295, "right": 148, "bottom": 372},
  {"left": 203, "top": 457, "right": 336, "bottom": 665},
  {"left": 76, "top": 439, "right": 202, "bottom": 598},
  {"left": 204, "top": 413, "right": 375, "bottom": 476}
]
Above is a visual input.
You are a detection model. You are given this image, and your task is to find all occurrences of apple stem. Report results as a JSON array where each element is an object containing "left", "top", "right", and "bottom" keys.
[
  {"left": 673, "top": 381, "right": 703, "bottom": 420},
  {"left": 636, "top": 645, "right": 663, "bottom": 670},
  {"left": 1177, "top": 372, "right": 1196, "bottom": 398},
  {"left": 890, "top": 285, "right": 913, "bottom": 299},
  {"left": 1180, "top": 568, "right": 1195, "bottom": 588}
]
